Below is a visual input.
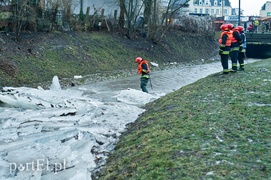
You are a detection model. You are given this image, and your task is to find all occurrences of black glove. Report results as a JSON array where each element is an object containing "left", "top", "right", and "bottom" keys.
[{"left": 239, "top": 46, "right": 243, "bottom": 52}]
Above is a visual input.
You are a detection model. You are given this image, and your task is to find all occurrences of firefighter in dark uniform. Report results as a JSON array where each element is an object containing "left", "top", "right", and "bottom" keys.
[
  {"left": 236, "top": 26, "right": 246, "bottom": 71},
  {"left": 135, "top": 57, "right": 150, "bottom": 93},
  {"left": 228, "top": 23, "right": 243, "bottom": 72},
  {"left": 219, "top": 24, "right": 232, "bottom": 74}
]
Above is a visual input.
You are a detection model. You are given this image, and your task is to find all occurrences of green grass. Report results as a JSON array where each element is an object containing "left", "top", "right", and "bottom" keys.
[
  {"left": 97, "top": 59, "right": 271, "bottom": 180},
  {"left": 1, "top": 32, "right": 138, "bottom": 87},
  {"left": 0, "top": 31, "right": 218, "bottom": 87}
]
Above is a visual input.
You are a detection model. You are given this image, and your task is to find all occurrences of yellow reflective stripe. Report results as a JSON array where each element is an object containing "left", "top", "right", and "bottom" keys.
[
  {"left": 142, "top": 75, "right": 150, "bottom": 78},
  {"left": 231, "top": 47, "right": 240, "bottom": 51},
  {"left": 221, "top": 51, "right": 230, "bottom": 54}
]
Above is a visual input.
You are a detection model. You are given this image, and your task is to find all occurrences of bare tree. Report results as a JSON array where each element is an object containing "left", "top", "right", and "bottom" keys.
[
  {"left": 143, "top": 0, "right": 151, "bottom": 27},
  {"left": 44, "top": 0, "right": 66, "bottom": 31},
  {"left": 118, "top": 0, "right": 142, "bottom": 38},
  {"left": 119, "top": 0, "right": 125, "bottom": 31},
  {"left": 147, "top": 0, "right": 191, "bottom": 43},
  {"left": 88, "top": 4, "right": 104, "bottom": 31},
  {"left": 62, "top": 0, "right": 73, "bottom": 29},
  {"left": 125, "top": 0, "right": 135, "bottom": 38},
  {"left": 116, "top": 0, "right": 190, "bottom": 42},
  {"left": 11, "top": 0, "right": 36, "bottom": 41}
]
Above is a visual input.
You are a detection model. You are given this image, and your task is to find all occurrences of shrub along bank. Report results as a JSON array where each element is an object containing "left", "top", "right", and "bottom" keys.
[{"left": 95, "top": 59, "right": 271, "bottom": 179}]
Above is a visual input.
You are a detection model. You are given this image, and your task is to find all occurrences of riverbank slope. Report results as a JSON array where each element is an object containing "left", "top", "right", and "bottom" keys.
[
  {"left": 0, "top": 31, "right": 218, "bottom": 88},
  {"left": 95, "top": 58, "right": 271, "bottom": 179}
]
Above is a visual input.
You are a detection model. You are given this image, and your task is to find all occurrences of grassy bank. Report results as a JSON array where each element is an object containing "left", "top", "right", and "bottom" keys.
[
  {"left": 96, "top": 59, "right": 271, "bottom": 179},
  {"left": 0, "top": 31, "right": 218, "bottom": 87}
]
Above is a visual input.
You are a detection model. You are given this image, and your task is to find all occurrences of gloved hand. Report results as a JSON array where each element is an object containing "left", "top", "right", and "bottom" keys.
[
  {"left": 142, "top": 69, "right": 150, "bottom": 74},
  {"left": 239, "top": 46, "right": 243, "bottom": 52},
  {"left": 219, "top": 49, "right": 223, "bottom": 55}
]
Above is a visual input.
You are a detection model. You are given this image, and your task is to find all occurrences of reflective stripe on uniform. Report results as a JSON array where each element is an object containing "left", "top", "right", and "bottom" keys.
[
  {"left": 142, "top": 75, "right": 150, "bottom": 78},
  {"left": 223, "top": 69, "right": 229, "bottom": 73},
  {"left": 231, "top": 47, "right": 240, "bottom": 51},
  {"left": 221, "top": 51, "right": 230, "bottom": 55}
]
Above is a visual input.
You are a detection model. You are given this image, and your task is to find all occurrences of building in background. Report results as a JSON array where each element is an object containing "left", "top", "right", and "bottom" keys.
[
  {"left": 1, "top": 0, "right": 270, "bottom": 32},
  {"left": 71, "top": 0, "right": 119, "bottom": 17},
  {"left": 231, "top": 8, "right": 243, "bottom": 16},
  {"left": 187, "top": 0, "right": 232, "bottom": 17},
  {"left": 260, "top": 1, "right": 271, "bottom": 17}
]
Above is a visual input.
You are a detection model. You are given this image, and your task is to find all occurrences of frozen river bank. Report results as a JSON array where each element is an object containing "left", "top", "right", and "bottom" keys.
[{"left": 0, "top": 60, "right": 259, "bottom": 180}]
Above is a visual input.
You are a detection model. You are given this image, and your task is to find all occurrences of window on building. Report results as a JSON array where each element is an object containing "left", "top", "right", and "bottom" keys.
[
  {"left": 195, "top": 8, "right": 198, "bottom": 13},
  {"left": 199, "top": 0, "right": 203, "bottom": 5},
  {"left": 205, "top": 0, "right": 209, "bottom": 6},
  {"left": 193, "top": 0, "right": 199, "bottom": 4},
  {"left": 223, "top": 9, "right": 227, "bottom": 15},
  {"left": 200, "top": 8, "right": 203, "bottom": 13},
  {"left": 211, "top": 9, "right": 214, "bottom": 14},
  {"left": 214, "top": 0, "right": 217, "bottom": 6},
  {"left": 205, "top": 9, "right": 209, "bottom": 14},
  {"left": 216, "top": 9, "right": 219, "bottom": 15}
]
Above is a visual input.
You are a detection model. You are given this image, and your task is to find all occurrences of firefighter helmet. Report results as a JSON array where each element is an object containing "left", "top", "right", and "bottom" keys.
[
  {"left": 135, "top": 57, "right": 143, "bottom": 63},
  {"left": 227, "top": 23, "right": 234, "bottom": 30},
  {"left": 236, "top": 26, "right": 244, "bottom": 32},
  {"left": 220, "top": 24, "right": 229, "bottom": 31}
]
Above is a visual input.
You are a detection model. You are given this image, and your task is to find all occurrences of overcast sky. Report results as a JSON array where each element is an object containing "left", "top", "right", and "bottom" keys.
[{"left": 230, "top": 0, "right": 268, "bottom": 16}]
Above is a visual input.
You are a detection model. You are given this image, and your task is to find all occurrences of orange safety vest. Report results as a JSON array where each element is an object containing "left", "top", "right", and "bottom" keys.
[
  {"left": 137, "top": 60, "right": 150, "bottom": 74},
  {"left": 219, "top": 31, "right": 232, "bottom": 47},
  {"left": 231, "top": 29, "right": 239, "bottom": 43}
]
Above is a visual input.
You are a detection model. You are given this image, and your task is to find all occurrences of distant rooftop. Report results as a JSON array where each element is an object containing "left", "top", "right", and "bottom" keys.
[{"left": 193, "top": 0, "right": 231, "bottom": 6}]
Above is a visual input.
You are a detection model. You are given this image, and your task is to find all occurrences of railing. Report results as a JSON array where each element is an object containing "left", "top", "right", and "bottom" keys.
[
  {"left": 246, "top": 33, "right": 271, "bottom": 58},
  {"left": 246, "top": 33, "right": 271, "bottom": 45}
]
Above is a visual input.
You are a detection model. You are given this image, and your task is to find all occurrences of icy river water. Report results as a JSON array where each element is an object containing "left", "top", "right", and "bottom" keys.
[{"left": 0, "top": 59, "right": 259, "bottom": 180}]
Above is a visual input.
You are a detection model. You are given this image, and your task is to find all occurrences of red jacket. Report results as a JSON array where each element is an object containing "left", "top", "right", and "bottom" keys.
[{"left": 137, "top": 60, "right": 150, "bottom": 75}]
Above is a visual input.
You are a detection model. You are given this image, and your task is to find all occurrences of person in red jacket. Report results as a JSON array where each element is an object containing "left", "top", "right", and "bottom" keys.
[
  {"left": 135, "top": 57, "right": 150, "bottom": 93},
  {"left": 218, "top": 24, "right": 232, "bottom": 74},
  {"left": 236, "top": 26, "right": 246, "bottom": 71},
  {"left": 228, "top": 23, "right": 243, "bottom": 72}
]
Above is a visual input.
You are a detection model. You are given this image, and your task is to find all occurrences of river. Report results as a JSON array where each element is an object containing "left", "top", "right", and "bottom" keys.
[{"left": 0, "top": 59, "right": 258, "bottom": 180}]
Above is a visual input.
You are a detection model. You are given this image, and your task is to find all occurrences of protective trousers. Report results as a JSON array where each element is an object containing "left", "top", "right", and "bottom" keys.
[
  {"left": 238, "top": 52, "right": 245, "bottom": 70},
  {"left": 230, "top": 50, "right": 239, "bottom": 71},
  {"left": 140, "top": 77, "right": 149, "bottom": 93},
  {"left": 220, "top": 54, "right": 229, "bottom": 74}
]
